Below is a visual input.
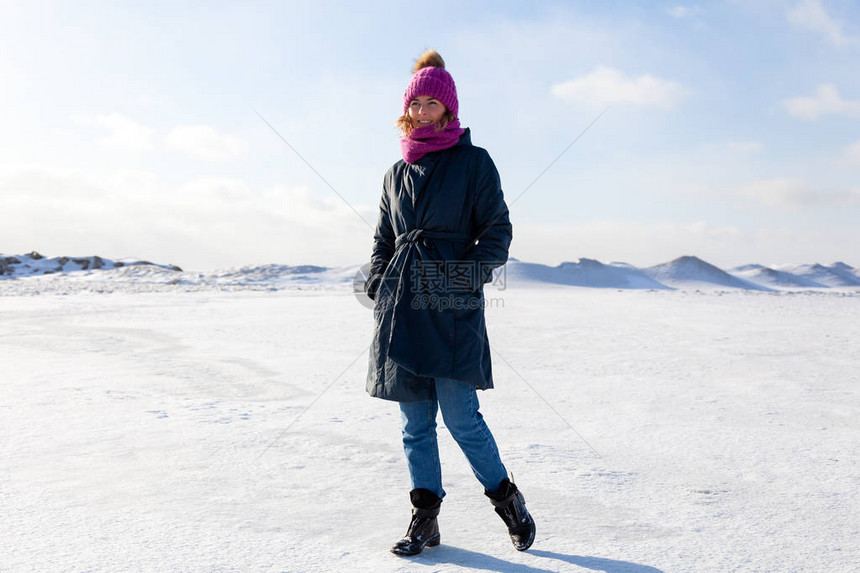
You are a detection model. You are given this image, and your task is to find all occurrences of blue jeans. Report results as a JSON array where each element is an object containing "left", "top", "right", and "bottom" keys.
[{"left": 399, "top": 377, "right": 508, "bottom": 499}]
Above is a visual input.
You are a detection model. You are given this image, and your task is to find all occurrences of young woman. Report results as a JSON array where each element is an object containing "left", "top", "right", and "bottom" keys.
[{"left": 364, "top": 49, "right": 536, "bottom": 556}]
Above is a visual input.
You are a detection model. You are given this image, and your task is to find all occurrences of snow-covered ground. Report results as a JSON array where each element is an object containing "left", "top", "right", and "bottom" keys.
[{"left": 1, "top": 282, "right": 858, "bottom": 572}]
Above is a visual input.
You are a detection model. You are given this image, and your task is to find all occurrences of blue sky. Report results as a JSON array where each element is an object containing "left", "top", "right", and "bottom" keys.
[{"left": 1, "top": 1, "right": 858, "bottom": 269}]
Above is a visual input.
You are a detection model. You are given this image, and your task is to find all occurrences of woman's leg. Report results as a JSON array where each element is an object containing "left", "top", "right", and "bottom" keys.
[
  {"left": 399, "top": 398, "right": 445, "bottom": 499},
  {"left": 434, "top": 377, "right": 508, "bottom": 492}
]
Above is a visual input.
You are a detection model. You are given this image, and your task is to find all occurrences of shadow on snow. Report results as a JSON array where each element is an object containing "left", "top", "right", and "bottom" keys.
[
  {"left": 402, "top": 545, "right": 663, "bottom": 572},
  {"left": 531, "top": 549, "right": 664, "bottom": 572}
]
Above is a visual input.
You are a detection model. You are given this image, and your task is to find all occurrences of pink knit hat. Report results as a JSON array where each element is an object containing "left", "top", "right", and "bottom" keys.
[{"left": 402, "top": 50, "right": 459, "bottom": 118}]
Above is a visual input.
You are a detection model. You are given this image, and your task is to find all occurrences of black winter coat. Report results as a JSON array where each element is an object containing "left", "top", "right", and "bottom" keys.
[{"left": 365, "top": 129, "right": 512, "bottom": 402}]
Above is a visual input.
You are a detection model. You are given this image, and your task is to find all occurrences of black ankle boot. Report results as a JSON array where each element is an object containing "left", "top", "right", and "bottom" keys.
[
  {"left": 485, "top": 478, "right": 536, "bottom": 551},
  {"left": 390, "top": 488, "right": 442, "bottom": 556}
]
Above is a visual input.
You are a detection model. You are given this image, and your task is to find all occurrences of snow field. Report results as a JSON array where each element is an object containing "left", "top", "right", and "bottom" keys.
[{"left": 1, "top": 288, "right": 858, "bottom": 572}]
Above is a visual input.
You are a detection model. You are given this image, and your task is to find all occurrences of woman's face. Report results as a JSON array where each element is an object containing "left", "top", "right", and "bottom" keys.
[{"left": 408, "top": 96, "right": 447, "bottom": 128}]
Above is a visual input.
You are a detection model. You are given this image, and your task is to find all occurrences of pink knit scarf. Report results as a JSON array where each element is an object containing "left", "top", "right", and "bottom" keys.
[{"left": 400, "top": 120, "right": 465, "bottom": 164}]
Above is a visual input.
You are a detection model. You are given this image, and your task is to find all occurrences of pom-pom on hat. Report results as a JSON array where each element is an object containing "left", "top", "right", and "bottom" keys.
[{"left": 403, "top": 50, "right": 459, "bottom": 119}]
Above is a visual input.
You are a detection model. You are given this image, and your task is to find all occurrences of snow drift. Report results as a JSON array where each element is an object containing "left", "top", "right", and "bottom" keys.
[
  {"left": 1, "top": 251, "right": 182, "bottom": 277},
  {"left": 504, "top": 258, "right": 669, "bottom": 289},
  {"left": 1, "top": 251, "right": 858, "bottom": 295},
  {"left": 644, "top": 256, "right": 769, "bottom": 291},
  {"left": 772, "top": 262, "right": 860, "bottom": 288}
]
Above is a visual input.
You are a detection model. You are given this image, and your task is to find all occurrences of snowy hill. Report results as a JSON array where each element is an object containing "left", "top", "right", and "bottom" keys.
[
  {"left": 830, "top": 262, "right": 860, "bottom": 281},
  {"left": 1, "top": 251, "right": 182, "bottom": 277},
  {"left": 2, "top": 251, "right": 859, "bottom": 295},
  {"left": 207, "top": 264, "right": 362, "bottom": 288},
  {"left": 505, "top": 258, "right": 669, "bottom": 289},
  {"left": 644, "top": 256, "right": 770, "bottom": 291},
  {"left": 0, "top": 252, "right": 364, "bottom": 295},
  {"left": 773, "top": 262, "right": 860, "bottom": 288},
  {"left": 730, "top": 264, "right": 828, "bottom": 289}
]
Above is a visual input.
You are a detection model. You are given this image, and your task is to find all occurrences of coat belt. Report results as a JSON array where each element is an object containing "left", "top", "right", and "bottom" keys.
[{"left": 394, "top": 228, "right": 472, "bottom": 249}]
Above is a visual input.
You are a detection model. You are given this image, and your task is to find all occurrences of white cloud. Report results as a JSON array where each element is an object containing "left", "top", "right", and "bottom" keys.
[
  {"left": 165, "top": 125, "right": 245, "bottom": 161},
  {"left": 551, "top": 67, "right": 690, "bottom": 109},
  {"left": 732, "top": 177, "right": 860, "bottom": 210},
  {"left": 512, "top": 220, "right": 741, "bottom": 266},
  {"left": 70, "top": 115, "right": 245, "bottom": 160},
  {"left": 666, "top": 5, "right": 702, "bottom": 19},
  {"left": 0, "top": 165, "right": 374, "bottom": 269},
  {"left": 72, "top": 112, "right": 156, "bottom": 152},
  {"left": 838, "top": 140, "right": 860, "bottom": 166},
  {"left": 726, "top": 141, "right": 763, "bottom": 153},
  {"left": 782, "top": 84, "right": 860, "bottom": 120},
  {"left": 786, "top": 0, "right": 856, "bottom": 46},
  {"left": 137, "top": 92, "right": 167, "bottom": 107},
  {"left": 4, "top": 165, "right": 857, "bottom": 271}
]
